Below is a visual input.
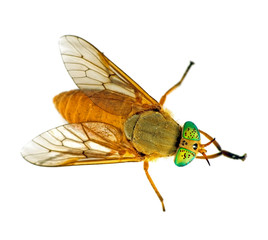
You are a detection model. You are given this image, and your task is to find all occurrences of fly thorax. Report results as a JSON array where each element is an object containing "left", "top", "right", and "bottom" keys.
[{"left": 124, "top": 111, "right": 181, "bottom": 156}]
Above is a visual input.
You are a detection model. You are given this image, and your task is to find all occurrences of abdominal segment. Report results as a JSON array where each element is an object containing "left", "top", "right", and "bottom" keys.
[{"left": 53, "top": 89, "right": 126, "bottom": 129}]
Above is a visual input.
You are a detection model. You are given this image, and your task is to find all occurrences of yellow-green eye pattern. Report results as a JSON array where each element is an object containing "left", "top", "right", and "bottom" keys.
[
  {"left": 174, "top": 121, "right": 200, "bottom": 167},
  {"left": 183, "top": 121, "right": 200, "bottom": 141},
  {"left": 174, "top": 148, "right": 196, "bottom": 166}
]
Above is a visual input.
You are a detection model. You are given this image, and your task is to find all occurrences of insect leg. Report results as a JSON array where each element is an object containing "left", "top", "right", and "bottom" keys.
[
  {"left": 197, "top": 130, "right": 247, "bottom": 161},
  {"left": 143, "top": 160, "right": 165, "bottom": 211},
  {"left": 159, "top": 61, "right": 195, "bottom": 106}
]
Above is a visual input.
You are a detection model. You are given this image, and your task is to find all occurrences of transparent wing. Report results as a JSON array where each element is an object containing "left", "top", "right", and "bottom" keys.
[
  {"left": 59, "top": 35, "right": 160, "bottom": 107},
  {"left": 21, "top": 122, "right": 143, "bottom": 167}
]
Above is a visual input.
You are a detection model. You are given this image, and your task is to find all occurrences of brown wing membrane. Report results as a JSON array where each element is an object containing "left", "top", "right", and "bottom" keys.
[
  {"left": 21, "top": 122, "right": 144, "bottom": 167},
  {"left": 59, "top": 35, "right": 160, "bottom": 117}
]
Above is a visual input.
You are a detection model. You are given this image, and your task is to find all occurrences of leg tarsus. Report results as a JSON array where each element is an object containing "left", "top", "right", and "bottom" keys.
[
  {"left": 198, "top": 130, "right": 247, "bottom": 161},
  {"left": 143, "top": 161, "right": 166, "bottom": 211},
  {"left": 159, "top": 61, "right": 195, "bottom": 106},
  {"left": 222, "top": 151, "right": 247, "bottom": 161}
]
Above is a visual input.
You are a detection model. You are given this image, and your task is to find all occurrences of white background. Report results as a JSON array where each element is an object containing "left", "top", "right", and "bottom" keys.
[{"left": 1, "top": 1, "right": 268, "bottom": 239}]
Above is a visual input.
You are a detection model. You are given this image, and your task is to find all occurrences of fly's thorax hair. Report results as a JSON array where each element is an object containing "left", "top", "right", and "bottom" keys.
[{"left": 124, "top": 110, "right": 182, "bottom": 157}]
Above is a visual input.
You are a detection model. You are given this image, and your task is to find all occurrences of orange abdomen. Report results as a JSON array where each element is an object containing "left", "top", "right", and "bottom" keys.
[{"left": 53, "top": 90, "right": 126, "bottom": 128}]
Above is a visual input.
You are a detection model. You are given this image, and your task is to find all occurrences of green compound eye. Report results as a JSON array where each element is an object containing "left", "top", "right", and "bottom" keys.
[
  {"left": 183, "top": 121, "right": 200, "bottom": 141},
  {"left": 174, "top": 121, "right": 200, "bottom": 167},
  {"left": 174, "top": 148, "right": 196, "bottom": 166}
]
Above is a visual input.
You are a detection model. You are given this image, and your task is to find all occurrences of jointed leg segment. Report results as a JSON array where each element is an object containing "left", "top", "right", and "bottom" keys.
[
  {"left": 160, "top": 61, "right": 195, "bottom": 106},
  {"left": 197, "top": 130, "right": 247, "bottom": 161},
  {"left": 143, "top": 160, "right": 165, "bottom": 211}
]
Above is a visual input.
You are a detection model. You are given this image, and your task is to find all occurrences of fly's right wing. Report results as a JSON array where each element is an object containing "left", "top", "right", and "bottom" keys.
[{"left": 21, "top": 122, "right": 144, "bottom": 167}]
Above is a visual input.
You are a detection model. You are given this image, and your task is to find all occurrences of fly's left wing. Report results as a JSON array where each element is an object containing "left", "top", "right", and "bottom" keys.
[
  {"left": 21, "top": 122, "right": 143, "bottom": 167},
  {"left": 59, "top": 35, "right": 161, "bottom": 116}
]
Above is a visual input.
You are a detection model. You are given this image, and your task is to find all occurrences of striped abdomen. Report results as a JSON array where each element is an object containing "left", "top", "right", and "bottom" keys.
[{"left": 53, "top": 90, "right": 126, "bottom": 128}]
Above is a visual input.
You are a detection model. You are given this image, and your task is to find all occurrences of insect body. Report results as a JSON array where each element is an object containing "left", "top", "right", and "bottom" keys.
[
  {"left": 124, "top": 111, "right": 181, "bottom": 156},
  {"left": 21, "top": 35, "right": 246, "bottom": 211}
]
